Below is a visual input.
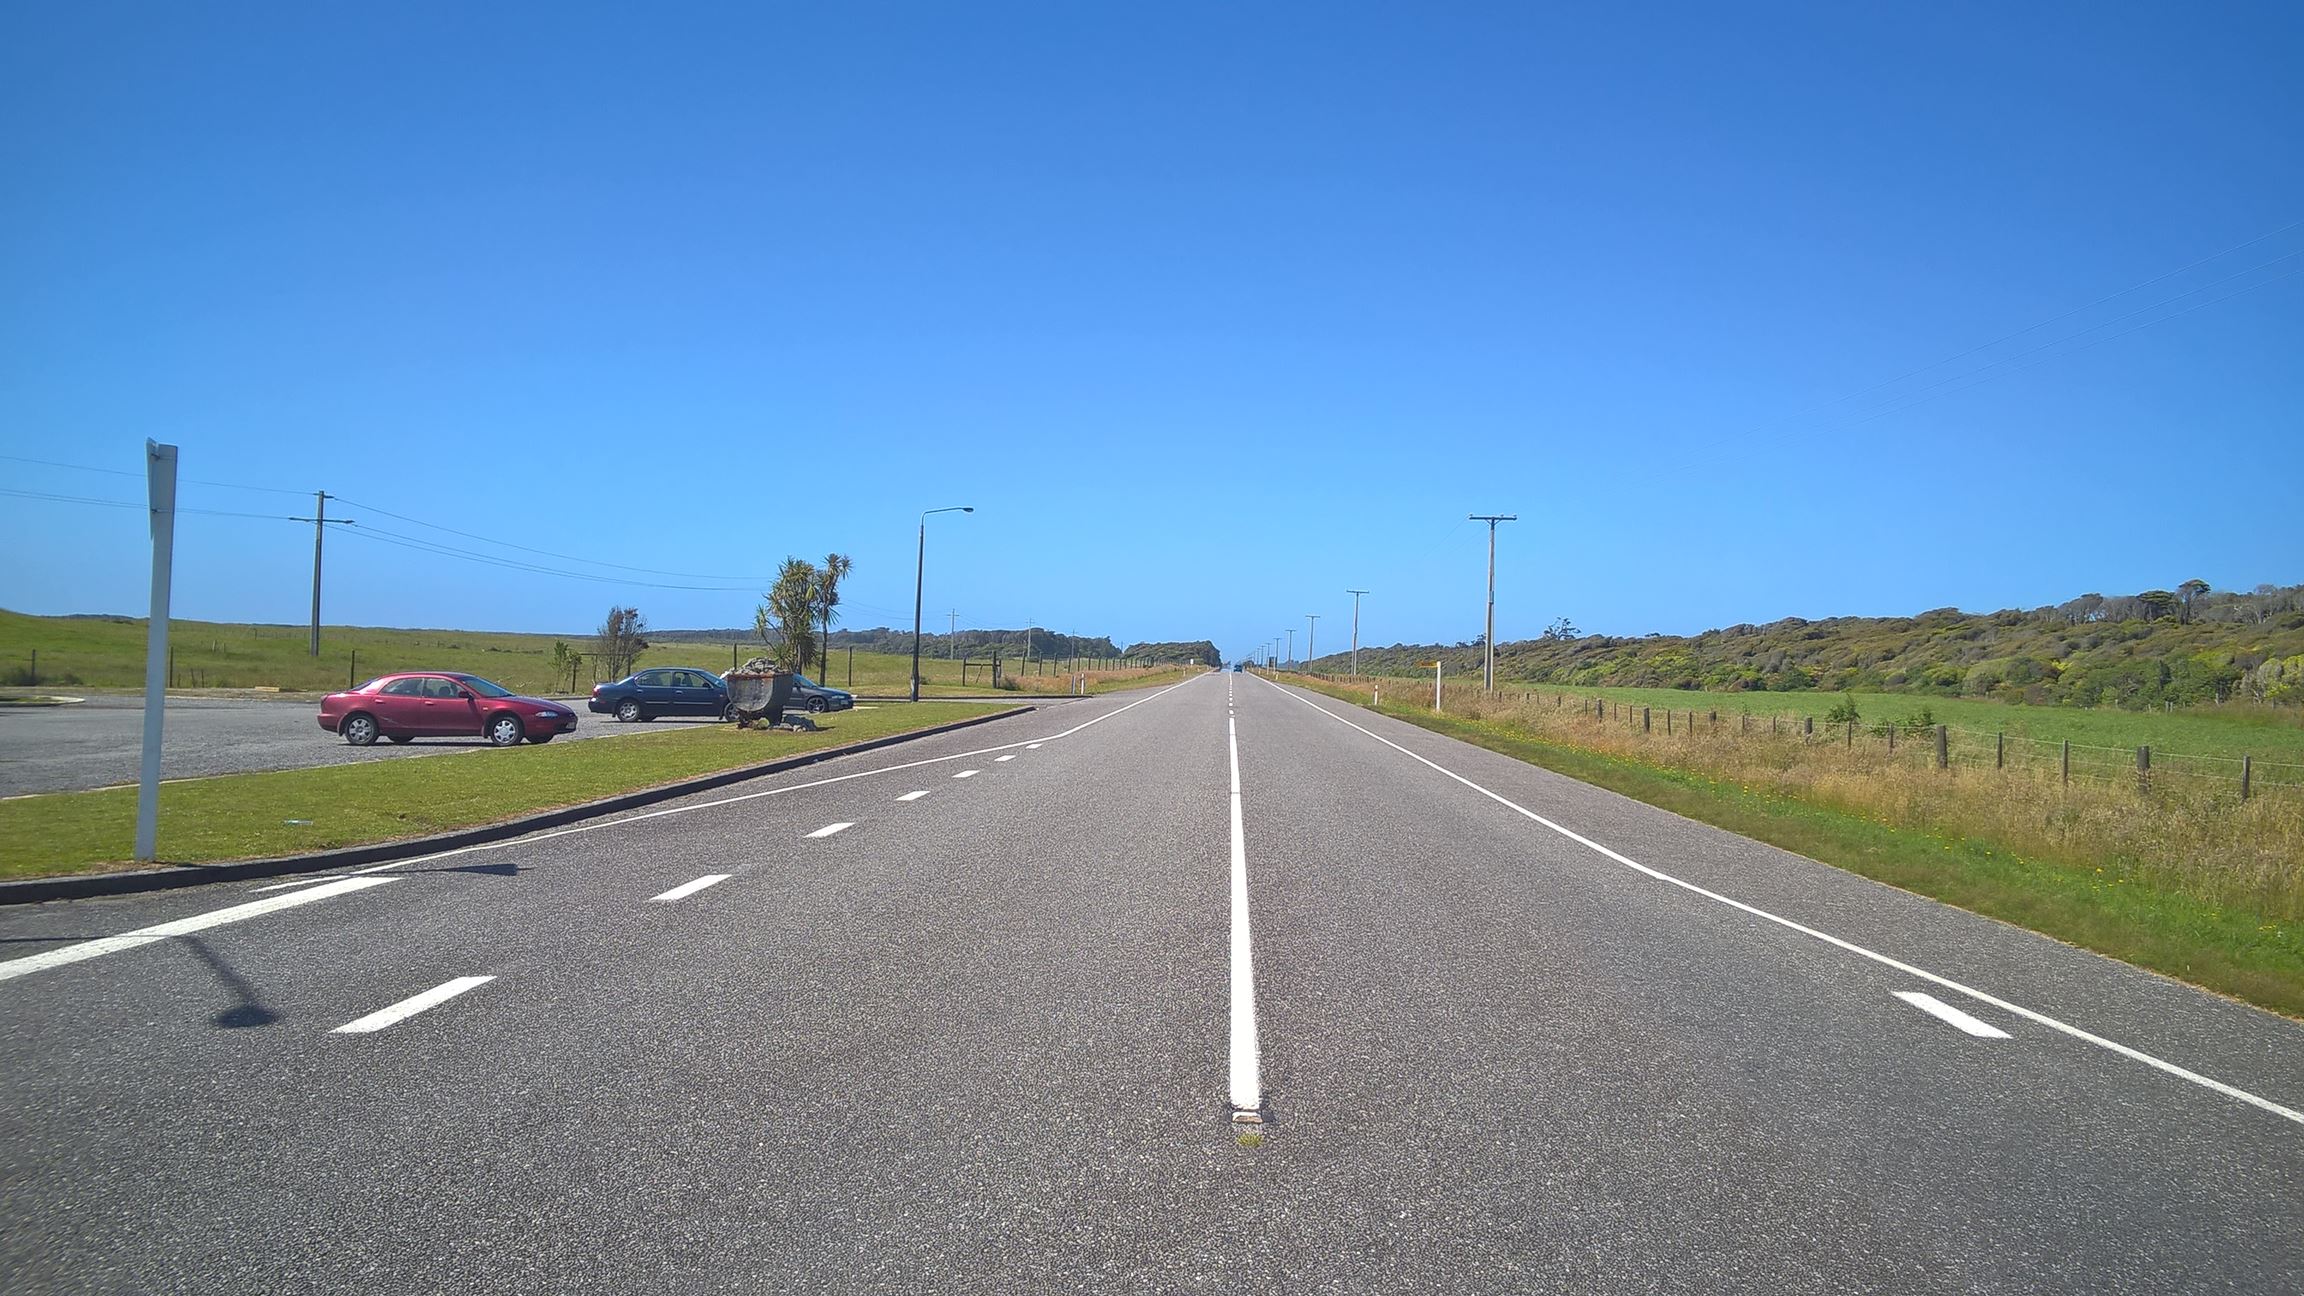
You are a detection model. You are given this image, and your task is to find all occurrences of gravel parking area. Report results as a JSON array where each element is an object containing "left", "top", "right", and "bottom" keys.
[{"left": 0, "top": 694, "right": 703, "bottom": 797}]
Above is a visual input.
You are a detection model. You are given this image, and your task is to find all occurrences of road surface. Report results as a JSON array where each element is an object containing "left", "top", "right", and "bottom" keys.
[{"left": 1, "top": 672, "right": 2298, "bottom": 1293}]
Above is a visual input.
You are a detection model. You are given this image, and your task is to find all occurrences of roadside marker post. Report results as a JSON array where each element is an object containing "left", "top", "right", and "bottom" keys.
[{"left": 135, "top": 440, "right": 178, "bottom": 863}]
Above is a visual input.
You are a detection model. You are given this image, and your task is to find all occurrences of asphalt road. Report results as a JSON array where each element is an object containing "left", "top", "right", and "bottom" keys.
[
  {"left": 1, "top": 672, "right": 2299, "bottom": 1293},
  {"left": 0, "top": 693, "right": 744, "bottom": 797}
]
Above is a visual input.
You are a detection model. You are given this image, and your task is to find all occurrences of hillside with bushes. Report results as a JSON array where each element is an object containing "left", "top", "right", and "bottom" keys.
[{"left": 1325, "top": 583, "right": 2304, "bottom": 709}]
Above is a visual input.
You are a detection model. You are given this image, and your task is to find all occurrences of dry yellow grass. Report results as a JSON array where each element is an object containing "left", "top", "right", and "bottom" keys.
[{"left": 1327, "top": 676, "right": 2304, "bottom": 923}]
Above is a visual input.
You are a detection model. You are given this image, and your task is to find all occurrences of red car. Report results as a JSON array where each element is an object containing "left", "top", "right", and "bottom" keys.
[{"left": 317, "top": 672, "right": 579, "bottom": 747}]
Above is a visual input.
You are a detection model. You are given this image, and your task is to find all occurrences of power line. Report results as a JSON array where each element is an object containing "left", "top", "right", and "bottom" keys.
[
  {"left": 342, "top": 523, "right": 760, "bottom": 591},
  {"left": 0, "top": 453, "right": 311, "bottom": 496},
  {"left": 0, "top": 487, "right": 301, "bottom": 522},
  {"left": 330, "top": 494, "right": 777, "bottom": 582}
]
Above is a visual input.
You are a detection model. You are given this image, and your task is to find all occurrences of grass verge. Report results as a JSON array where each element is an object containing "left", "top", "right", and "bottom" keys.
[
  {"left": 1292, "top": 679, "right": 2304, "bottom": 1019},
  {"left": 0, "top": 702, "right": 1010, "bottom": 881}
]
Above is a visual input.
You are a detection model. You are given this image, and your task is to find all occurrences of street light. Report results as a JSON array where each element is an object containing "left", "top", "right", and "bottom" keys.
[
  {"left": 912, "top": 506, "right": 974, "bottom": 702},
  {"left": 1346, "top": 590, "right": 1368, "bottom": 675}
]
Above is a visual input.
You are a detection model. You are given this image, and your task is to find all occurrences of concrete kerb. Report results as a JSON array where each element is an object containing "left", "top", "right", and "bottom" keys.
[{"left": 0, "top": 705, "right": 1036, "bottom": 906}]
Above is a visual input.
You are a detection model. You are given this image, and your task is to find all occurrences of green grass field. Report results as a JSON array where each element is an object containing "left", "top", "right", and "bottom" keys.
[
  {"left": 0, "top": 701, "right": 1014, "bottom": 880},
  {"left": 0, "top": 609, "right": 1183, "bottom": 699}
]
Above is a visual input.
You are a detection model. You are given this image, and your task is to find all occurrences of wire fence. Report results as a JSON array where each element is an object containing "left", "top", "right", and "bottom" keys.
[{"left": 1339, "top": 678, "right": 2304, "bottom": 803}]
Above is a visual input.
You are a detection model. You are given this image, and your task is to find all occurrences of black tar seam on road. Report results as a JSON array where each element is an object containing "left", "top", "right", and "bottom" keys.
[{"left": 0, "top": 706, "right": 1038, "bottom": 907}]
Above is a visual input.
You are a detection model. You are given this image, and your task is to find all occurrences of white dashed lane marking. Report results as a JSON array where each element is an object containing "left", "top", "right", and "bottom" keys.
[
  {"left": 651, "top": 875, "right": 730, "bottom": 902},
  {"left": 897, "top": 791, "right": 929, "bottom": 802},
  {"left": 1896, "top": 991, "right": 2012, "bottom": 1038},
  {"left": 953, "top": 770, "right": 980, "bottom": 779},
  {"left": 807, "top": 822, "right": 855, "bottom": 839},
  {"left": 332, "top": 976, "right": 495, "bottom": 1035}
]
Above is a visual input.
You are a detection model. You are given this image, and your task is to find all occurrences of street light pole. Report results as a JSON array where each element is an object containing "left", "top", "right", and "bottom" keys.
[
  {"left": 1469, "top": 514, "right": 1517, "bottom": 692},
  {"left": 1346, "top": 589, "right": 1368, "bottom": 676},
  {"left": 911, "top": 506, "right": 973, "bottom": 702}
]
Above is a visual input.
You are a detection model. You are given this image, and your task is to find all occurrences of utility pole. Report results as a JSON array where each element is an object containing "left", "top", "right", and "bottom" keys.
[
  {"left": 291, "top": 491, "right": 357, "bottom": 657},
  {"left": 1469, "top": 514, "right": 1517, "bottom": 691},
  {"left": 1346, "top": 589, "right": 1369, "bottom": 676},
  {"left": 1305, "top": 614, "right": 1320, "bottom": 670},
  {"left": 1284, "top": 628, "right": 1294, "bottom": 667},
  {"left": 947, "top": 609, "right": 958, "bottom": 658}
]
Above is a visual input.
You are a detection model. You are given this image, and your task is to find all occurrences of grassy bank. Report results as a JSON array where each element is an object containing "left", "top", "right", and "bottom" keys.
[
  {"left": 0, "top": 702, "right": 1012, "bottom": 881},
  {"left": 1286, "top": 675, "right": 2304, "bottom": 1018}
]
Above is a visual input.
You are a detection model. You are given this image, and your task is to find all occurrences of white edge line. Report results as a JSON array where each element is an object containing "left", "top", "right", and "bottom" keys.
[
  {"left": 332, "top": 975, "right": 495, "bottom": 1034},
  {"left": 1896, "top": 990, "right": 2011, "bottom": 1038},
  {"left": 807, "top": 822, "right": 854, "bottom": 838},
  {"left": 1256, "top": 674, "right": 2304, "bottom": 1130},
  {"left": 650, "top": 873, "right": 732, "bottom": 902},
  {"left": 0, "top": 877, "right": 400, "bottom": 983},
  {"left": 1227, "top": 709, "right": 1261, "bottom": 1111}
]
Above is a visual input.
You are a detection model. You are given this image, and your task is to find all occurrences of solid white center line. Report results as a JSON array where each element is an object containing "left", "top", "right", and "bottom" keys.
[
  {"left": 953, "top": 769, "right": 980, "bottom": 779},
  {"left": 1263, "top": 675, "right": 2304, "bottom": 1130},
  {"left": 897, "top": 790, "right": 930, "bottom": 802},
  {"left": 651, "top": 874, "right": 731, "bottom": 902},
  {"left": 333, "top": 976, "right": 494, "bottom": 1034},
  {"left": 1227, "top": 709, "right": 1262, "bottom": 1112},
  {"left": 995, "top": 754, "right": 1017, "bottom": 762},
  {"left": 0, "top": 877, "right": 399, "bottom": 983},
  {"left": 1896, "top": 991, "right": 2011, "bottom": 1038},
  {"left": 807, "top": 822, "right": 854, "bottom": 838}
]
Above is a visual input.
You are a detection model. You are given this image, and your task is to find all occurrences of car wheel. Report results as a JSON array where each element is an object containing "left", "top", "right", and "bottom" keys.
[
  {"left": 487, "top": 714, "right": 525, "bottom": 747},
  {"left": 342, "top": 713, "right": 379, "bottom": 747},
  {"left": 807, "top": 696, "right": 829, "bottom": 713},
  {"left": 721, "top": 702, "right": 739, "bottom": 723},
  {"left": 388, "top": 735, "right": 414, "bottom": 745},
  {"left": 615, "top": 699, "right": 643, "bottom": 723}
]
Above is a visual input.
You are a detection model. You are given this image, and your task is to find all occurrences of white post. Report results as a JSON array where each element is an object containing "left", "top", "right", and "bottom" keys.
[
  {"left": 136, "top": 440, "right": 179, "bottom": 862},
  {"left": 1433, "top": 660, "right": 1443, "bottom": 713}
]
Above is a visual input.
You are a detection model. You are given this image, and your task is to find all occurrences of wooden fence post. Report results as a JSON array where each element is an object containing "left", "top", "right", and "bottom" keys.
[
  {"left": 1887, "top": 726, "right": 1895, "bottom": 753},
  {"left": 1846, "top": 719, "right": 1854, "bottom": 747},
  {"left": 2137, "top": 745, "right": 2150, "bottom": 791},
  {"left": 1935, "top": 724, "right": 1948, "bottom": 770},
  {"left": 2241, "top": 754, "right": 2252, "bottom": 801},
  {"left": 2061, "top": 740, "right": 2070, "bottom": 785},
  {"left": 1996, "top": 733, "right": 2005, "bottom": 770},
  {"left": 1642, "top": 707, "right": 1651, "bottom": 733}
]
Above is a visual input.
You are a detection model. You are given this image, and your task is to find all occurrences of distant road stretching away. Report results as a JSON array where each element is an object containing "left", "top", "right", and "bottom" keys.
[{"left": 2, "top": 673, "right": 2298, "bottom": 1293}]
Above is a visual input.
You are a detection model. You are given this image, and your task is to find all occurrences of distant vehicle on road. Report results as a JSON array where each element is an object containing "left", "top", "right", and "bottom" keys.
[
  {"left": 319, "top": 673, "right": 577, "bottom": 747},
  {"left": 590, "top": 668, "right": 736, "bottom": 723}
]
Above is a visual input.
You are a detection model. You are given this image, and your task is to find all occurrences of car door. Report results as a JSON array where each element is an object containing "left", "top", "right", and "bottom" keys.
[
  {"left": 368, "top": 677, "right": 428, "bottom": 735},
  {"left": 632, "top": 669, "right": 677, "bottom": 714},
  {"left": 672, "top": 670, "right": 716, "bottom": 715},
  {"left": 417, "top": 675, "right": 481, "bottom": 736}
]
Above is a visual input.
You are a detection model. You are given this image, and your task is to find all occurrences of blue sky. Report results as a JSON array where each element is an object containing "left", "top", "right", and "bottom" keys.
[{"left": 3, "top": 3, "right": 2298, "bottom": 664}]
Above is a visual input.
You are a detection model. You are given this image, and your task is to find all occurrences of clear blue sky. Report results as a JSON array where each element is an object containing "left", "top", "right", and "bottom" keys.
[{"left": 3, "top": 3, "right": 2298, "bottom": 664}]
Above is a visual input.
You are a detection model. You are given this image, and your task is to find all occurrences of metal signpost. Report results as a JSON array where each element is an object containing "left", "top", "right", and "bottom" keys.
[{"left": 136, "top": 441, "right": 178, "bottom": 862}]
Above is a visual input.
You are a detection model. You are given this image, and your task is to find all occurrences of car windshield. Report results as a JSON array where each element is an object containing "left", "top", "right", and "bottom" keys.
[{"left": 454, "top": 675, "right": 516, "bottom": 698}]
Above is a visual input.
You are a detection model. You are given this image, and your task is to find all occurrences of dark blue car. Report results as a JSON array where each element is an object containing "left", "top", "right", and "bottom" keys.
[{"left": 589, "top": 668, "right": 734, "bottom": 722}]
